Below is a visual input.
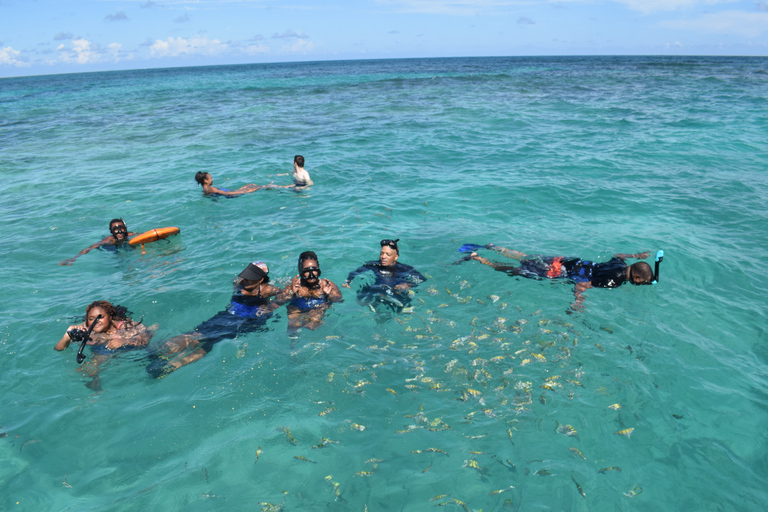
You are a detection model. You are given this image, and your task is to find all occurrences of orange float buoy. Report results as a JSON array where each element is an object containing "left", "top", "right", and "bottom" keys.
[{"left": 129, "top": 227, "right": 180, "bottom": 253}]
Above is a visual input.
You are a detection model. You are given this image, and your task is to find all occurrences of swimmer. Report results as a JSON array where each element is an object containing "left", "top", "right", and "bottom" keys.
[
  {"left": 291, "top": 155, "right": 313, "bottom": 188},
  {"left": 59, "top": 218, "right": 138, "bottom": 266},
  {"left": 146, "top": 261, "right": 281, "bottom": 377},
  {"left": 467, "top": 246, "right": 653, "bottom": 312},
  {"left": 276, "top": 251, "right": 342, "bottom": 335},
  {"left": 343, "top": 239, "right": 426, "bottom": 317},
  {"left": 194, "top": 171, "right": 277, "bottom": 197},
  {"left": 55, "top": 300, "right": 153, "bottom": 390}
]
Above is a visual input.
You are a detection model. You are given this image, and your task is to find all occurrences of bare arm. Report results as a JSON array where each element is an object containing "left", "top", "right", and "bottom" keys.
[
  {"left": 59, "top": 237, "right": 111, "bottom": 266},
  {"left": 570, "top": 281, "right": 592, "bottom": 313},
  {"left": 55, "top": 324, "right": 83, "bottom": 350}
]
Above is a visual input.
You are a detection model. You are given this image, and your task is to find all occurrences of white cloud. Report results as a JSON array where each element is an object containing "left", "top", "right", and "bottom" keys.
[
  {"left": 284, "top": 38, "right": 315, "bottom": 53},
  {"left": 242, "top": 44, "right": 270, "bottom": 55},
  {"left": 659, "top": 11, "right": 768, "bottom": 37},
  {"left": 0, "top": 46, "right": 29, "bottom": 67},
  {"left": 58, "top": 38, "right": 102, "bottom": 64},
  {"left": 150, "top": 36, "right": 228, "bottom": 58},
  {"left": 105, "top": 11, "right": 129, "bottom": 22},
  {"left": 272, "top": 30, "right": 310, "bottom": 39}
]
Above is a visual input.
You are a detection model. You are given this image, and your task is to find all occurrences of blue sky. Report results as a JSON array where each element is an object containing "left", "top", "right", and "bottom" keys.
[{"left": 1, "top": 0, "right": 767, "bottom": 77}]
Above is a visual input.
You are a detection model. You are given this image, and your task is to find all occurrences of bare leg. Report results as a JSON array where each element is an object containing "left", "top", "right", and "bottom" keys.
[
  {"left": 469, "top": 252, "right": 520, "bottom": 274},
  {"left": 487, "top": 245, "right": 528, "bottom": 260}
]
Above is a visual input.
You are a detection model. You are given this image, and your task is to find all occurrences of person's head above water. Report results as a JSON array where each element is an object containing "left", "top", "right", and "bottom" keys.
[
  {"left": 380, "top": 239, "right": 400, "bottom": 267},
  {"left": 298, "top": 251, "right": 321, "bottom": 288},
  {"left": 194, "top": 172, "right": 212, "bottom": 187},
  {"left": 84, "top": 300, "right": 127, "bottom": 333},
  {"left": 239, "top": 261, "right": 270, "bottom": 284},
  {"left": 109, "top": 218, "right": 128, "bottom": 241},
  {"left": 628, "top": 261, "right": 654, "bottom": 285},
  {"left": 294, "top": 155, "right": 305, "bottom": 168}
]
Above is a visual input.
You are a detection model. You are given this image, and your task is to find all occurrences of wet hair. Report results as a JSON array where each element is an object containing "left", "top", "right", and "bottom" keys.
[
  {"left": 85, "top": 300, "right": 131, "bottom": 322},
  {"left": 84, "top": 300, "right": 143, "bottom": 332},
  {"left": 194, "top": 171, "right": 208, "bottom": 186},
  {"left": 298, "top": 251, "right": 319, "bottom": 272},
  {"left": 294, "top": 155, "right": 305, "bottom": 168},
  {"left": 629, "top": 262, "right": 653, "bottom": 284},
  {"left": 109, "top": 218, "right": 126, "bottom": 229}
]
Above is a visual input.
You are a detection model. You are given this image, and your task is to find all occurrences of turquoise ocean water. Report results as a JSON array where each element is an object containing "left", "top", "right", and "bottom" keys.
[{"left": 2, "top": 56, "right": 768, "bottom": 511}]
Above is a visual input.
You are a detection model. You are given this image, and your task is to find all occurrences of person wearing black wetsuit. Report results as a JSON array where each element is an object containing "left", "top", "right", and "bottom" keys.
[
  {"left": 146, "top": 261, "right": 280, "bottom": 377},
  {"left": 467, "top": 246, "right": 653, "bottom": 312},
  {"left": 343, "top": 239, "right": 426, "bottom": 316}
]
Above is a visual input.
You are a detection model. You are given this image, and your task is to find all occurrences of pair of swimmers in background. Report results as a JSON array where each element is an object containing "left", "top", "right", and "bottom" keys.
[{"left": 194, "top": 155, "right": 313, "bottom": 197}]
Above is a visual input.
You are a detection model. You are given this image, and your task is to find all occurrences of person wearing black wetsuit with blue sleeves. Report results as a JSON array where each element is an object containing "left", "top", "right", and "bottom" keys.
[
  {"left": 343, "top": 239, "right": 427, "bottom": 315},
  {"left": 275, "top": 251, "right": 343, "bottom": 336},
  {"left": 467, "top": 245, "right": 654, "bottom": 312},
  {"left": 146, "top": 261, "right": 281, "bottom": 377}
]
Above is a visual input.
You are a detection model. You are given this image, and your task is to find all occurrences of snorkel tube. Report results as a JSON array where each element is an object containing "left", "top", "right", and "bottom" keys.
[
  {"left": 71, "top": 314, "right": 103, "bottom": 364},
  {"left": 652, "top": 250, "right": 664, "bottom": 284}
]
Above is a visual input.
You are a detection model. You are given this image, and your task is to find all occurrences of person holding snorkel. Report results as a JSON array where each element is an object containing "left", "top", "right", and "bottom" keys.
[{"left": 55, "top": 300, "right": 153, "bottom": 389}]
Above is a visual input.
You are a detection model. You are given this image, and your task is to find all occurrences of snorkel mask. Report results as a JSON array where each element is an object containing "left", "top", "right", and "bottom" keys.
[{"left": 110, "top": 223, "right": 127, "bottom": 239}]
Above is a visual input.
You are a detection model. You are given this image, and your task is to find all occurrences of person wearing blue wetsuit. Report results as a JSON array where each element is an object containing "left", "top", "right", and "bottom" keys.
[
  {"left": 342, "top": 239, "right": 426, "bottom": 316},
  {"left": 275, "top": 251, "right": 342, "bottom": 335},
  {"left": 467, "top": 246, "right": 653, "bottom": 312},
  {"left": 147, "top": 261, "right": 280, "bottom": 377},
  {"left": 194, "top": 171, "right": 278, "bottom": 197},
  {"left": 59, "top": 218, "right": 139, "bottom": 266}
]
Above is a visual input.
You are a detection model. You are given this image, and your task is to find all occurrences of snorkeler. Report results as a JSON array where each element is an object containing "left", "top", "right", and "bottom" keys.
[
  {"left": 465, "top": 245, "right": 654, "bottom": 312},
  {"left": 343, "top": 239, "right": 426, "bottom": 316},
  {"left": 55, "top": 300, "right": 154, "bottom": 390},
  {"left": 276, "top": 251, "right": 342, "bottom": 335},
  {"left": 146, "top": 261, "right": 281, "bottom": 377},
  {"left": 194, "top": 171, "right": 277, "bottom": 197},
  {"left": 59, "top": 218, "right": 138, "bottom": 266}
]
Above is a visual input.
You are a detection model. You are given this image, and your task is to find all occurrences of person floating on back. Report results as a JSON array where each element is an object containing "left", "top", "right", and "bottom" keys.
[
  {"left": 59, "top": 218, "right": 138, "bottom": 266},
  {"left": 465, "top": 244, "right": 655, "bottom": 312},
  {"left": 194, "top": 171, "right": 277, "bottom": 197}
]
